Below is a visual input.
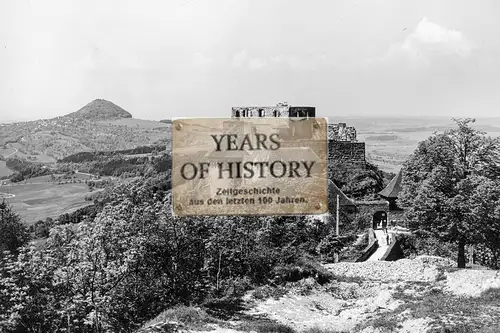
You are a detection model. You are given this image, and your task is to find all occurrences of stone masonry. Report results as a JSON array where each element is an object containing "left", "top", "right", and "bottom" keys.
[{"left": 231, "top": 103, "right": 366, "bottom": 172}]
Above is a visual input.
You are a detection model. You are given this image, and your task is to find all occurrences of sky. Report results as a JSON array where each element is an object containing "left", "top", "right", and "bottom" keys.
[{"left": 1, "top": 0, "right": 500, "bottom": 122}]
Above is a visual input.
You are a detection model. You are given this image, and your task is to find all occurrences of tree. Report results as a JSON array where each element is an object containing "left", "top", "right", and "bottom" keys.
[
  {"left": 0, "top": 200, "right": 29, "bottom": 256},
  {"left": 330, "top": 161, "right": 386, "bottom": 200},
  {"left": 399, "top": 118, "right": 500, "bottom": 268},
  {"left": 466, "top": 176, "right": 500, "bottom": 268}
]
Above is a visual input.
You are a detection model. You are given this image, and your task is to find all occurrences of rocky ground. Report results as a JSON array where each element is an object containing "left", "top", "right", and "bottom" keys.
[{"left": 140, "top": 256, "right": 500, "bottom": 333}]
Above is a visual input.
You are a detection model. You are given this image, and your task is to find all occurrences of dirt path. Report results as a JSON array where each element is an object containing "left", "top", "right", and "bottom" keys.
[
  {"left": 6, "top": 147, "right": 19, "bottom": 158},
  {"left": 75, "top": 170, "right": 94, "bottom": 177},
  {"left": 247, "top": 259, "right": 500, "bottom": 333},
  {"left": 3, "top": 144, "right": 19, "bottom": 158}
]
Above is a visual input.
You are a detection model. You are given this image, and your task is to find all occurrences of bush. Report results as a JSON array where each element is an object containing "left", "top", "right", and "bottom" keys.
[
  {"left": 339, "top": 232, "right": 369, "bottom": 262},
  {"left": 271, "top": 255, "right": 333, "bottom": 285},
  {"left": 318, "top": 232, "right": 357, "bottom": 263},
  {"left": 252, "top": 285, "right": 288, "bottom": 300},
  {"left": 395, "top": 233, "right": 418, "bottom": 258},
  {"left": 218, "top": 276, "right": 253, "bottom": 298},
  {"left": 395, "top": 232, "right": 456, "bottom": 261},
  {"left": 140, "top": 306, "right": 218, "bottom": 331}
]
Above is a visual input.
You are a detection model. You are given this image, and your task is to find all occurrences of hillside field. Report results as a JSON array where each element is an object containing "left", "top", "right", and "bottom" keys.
[
  {"left": 0, "top": 180, "right": 93, "bottom": 225},
  {"left": 98, "top": 117, "right": 171, "bottom": 129}
]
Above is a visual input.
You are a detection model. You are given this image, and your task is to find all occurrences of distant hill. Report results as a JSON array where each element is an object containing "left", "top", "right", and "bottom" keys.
[
  {"left": 159, "top": 119, "right": 171, "bottom": 124},
  {"left": 65, "top": 99, "right": 132, "bottom": 120},
  {"left": 0, "top": 99, "right": 170, "bottom": 161}
]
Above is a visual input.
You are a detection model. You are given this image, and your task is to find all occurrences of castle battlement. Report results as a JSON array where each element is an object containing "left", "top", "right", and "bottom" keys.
[
  {"left": 231, "top": 103, "right": 358, "bottom": 142},
  {"left": 231, "top": 103, "right": 366, "bottom": 171},
  {"left": 231, "top": 103, "right": 316, "bottom": 119}
]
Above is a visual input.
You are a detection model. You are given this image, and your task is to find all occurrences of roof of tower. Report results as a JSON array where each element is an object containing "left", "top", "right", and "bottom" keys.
[{"left": 378, "top": 169, "right": 403, "bottom": 199}]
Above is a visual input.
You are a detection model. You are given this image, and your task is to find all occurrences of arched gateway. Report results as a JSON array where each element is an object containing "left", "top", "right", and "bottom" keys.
[{"left": 372, "top": 211, "right": 387, "bottom": 229}]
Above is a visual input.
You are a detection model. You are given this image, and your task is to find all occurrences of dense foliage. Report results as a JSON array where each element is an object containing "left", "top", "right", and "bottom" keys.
[
  {"left": 59, "top": 145, "right": 167, "bottom": 163},
  {"left": 59, "top": 152, "right": 171, "bottom": 179},
  {"left": 0, "top": 172, "right": 360, "bottom": 333},
  {"left": 398, "top": 118, "right": 500, "bottom": 268},
  {"left": 0, "top": 200, "right": 30, "bottom": 257},
  {"left": 330, "top": 161, "right": 392, "bottom": 200},
  {"left": 6, "top": 157, "right": 52, "bottom": 182},
  {"left": 395, "top": 232, "right": 457, "bottom": 260}
]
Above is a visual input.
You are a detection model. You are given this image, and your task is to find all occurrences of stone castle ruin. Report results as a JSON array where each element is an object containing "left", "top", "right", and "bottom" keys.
[
  {"left": 231, "top": 102, "right": 316, "bottom": 118},
  {"left": 230, "top": 103, "right": 406, "bottom": 247},
  {"left": 231, "top": 103, "right": 366, "bottom": 171},
  {"left": 328, "top": 123, "right": 357, "bottom": 142}
]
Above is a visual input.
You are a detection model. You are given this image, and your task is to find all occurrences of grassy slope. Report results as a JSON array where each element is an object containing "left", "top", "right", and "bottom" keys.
[
  {"left": 98, "top": 118, "right": 170, "bottom": 129},
  {"left": 2, "top": 180, "right": 92, "bottom": 225}
]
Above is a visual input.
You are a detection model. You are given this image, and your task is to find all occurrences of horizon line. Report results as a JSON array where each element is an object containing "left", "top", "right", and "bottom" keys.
[{"left": 2, "top": 113, "right": 500, "bottom": 124}]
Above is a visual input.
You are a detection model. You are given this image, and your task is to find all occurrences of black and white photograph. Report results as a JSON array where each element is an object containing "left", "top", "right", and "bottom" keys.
[{"left": 1, "top": 1, "right": 500, "bottom": 332}]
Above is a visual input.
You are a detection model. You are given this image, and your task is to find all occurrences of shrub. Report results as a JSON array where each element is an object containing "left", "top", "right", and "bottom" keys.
[
  {"left": 271, "top": 255, "right": 333, "bottom": 285},
  {"left": 318, "top": 232, "right": 357, "bottom": 263},
  {"left": 140, "top": 306, "right": 218, "bottom": 331}
]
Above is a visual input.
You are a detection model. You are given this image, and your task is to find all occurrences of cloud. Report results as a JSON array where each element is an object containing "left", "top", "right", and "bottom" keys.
[
  {"left": 402, "top": 17, "right": 474, "bottom": 58},
  {"left": 377, "top": 17, "right": 476, "bottom": 68}
]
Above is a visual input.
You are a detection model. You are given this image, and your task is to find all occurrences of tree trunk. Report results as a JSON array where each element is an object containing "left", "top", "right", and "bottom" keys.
[
  {"left": 216, "top": 250, "right": 222, "bottom": 291},
  {"left": 458, "top": 239, "right": 466, "bottom": 268}
]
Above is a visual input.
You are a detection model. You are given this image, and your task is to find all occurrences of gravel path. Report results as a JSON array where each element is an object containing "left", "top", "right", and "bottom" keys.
[
  {"left": 445, "top": 269, "right": 500, "bottom": 297},
  {"left": 324, "top": 259, "right": 441, "bottom": 282}
]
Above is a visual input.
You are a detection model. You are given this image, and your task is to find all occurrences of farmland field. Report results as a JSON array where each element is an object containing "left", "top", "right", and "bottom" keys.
[
  {"left": 99, "top": 117, "right": 170, "bottom": 129},
  {"left": 0, "top": 180, "right": 93, "bottom": 225},
  {"left": 0, "top": 161, "right": 13, "bottom": 177}
]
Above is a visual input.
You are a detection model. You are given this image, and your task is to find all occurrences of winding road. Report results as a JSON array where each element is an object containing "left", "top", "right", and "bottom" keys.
[
  {"left": 74, "top": 170, "right": 94, "bottom": 177},
  {"left": 6, "top": 147, "right": 19, "bottom": 158}
]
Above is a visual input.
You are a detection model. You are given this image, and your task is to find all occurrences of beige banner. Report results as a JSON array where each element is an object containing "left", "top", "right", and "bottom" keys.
[{"left": 172, "top": 117, "right": 328, "bottom": 216}]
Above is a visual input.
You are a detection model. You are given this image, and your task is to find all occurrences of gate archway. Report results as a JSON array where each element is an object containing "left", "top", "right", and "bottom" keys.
[{"left": 372, "top": 211, "right": 387, "bottom": 229}]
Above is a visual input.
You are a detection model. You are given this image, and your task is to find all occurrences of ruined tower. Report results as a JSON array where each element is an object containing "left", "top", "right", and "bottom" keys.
[{"left": 231, "top": 103, "right": 366, "bottom": 175}]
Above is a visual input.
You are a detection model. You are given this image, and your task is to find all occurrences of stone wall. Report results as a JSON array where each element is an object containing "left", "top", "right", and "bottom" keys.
[
  {"left": 355, "top": 200, "right": 389, "bottom": 215},
  {"left": 327, "top": 140, "right": 366, "bottom": 171},
  {"left": 231, "top": 105, "right": 366, "bottom": 173},
  {"left": 354, "top": 200, "right": 390, "bottom": 229},
  {"left": 380, "top": 240, "right": 404, "bottom": 261}
]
